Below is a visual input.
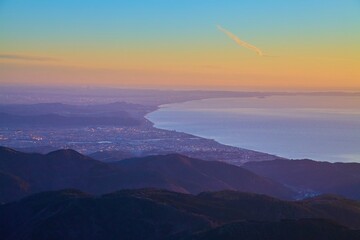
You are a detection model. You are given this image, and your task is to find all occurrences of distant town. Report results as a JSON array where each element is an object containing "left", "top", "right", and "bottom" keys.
[{"left": 0, "top": 87, "right": 287, "bottom": 165}]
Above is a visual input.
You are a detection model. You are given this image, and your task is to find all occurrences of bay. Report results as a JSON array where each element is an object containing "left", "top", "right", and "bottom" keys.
[{"left": 146, "top": 95, "right": 360, "bottom": 162}]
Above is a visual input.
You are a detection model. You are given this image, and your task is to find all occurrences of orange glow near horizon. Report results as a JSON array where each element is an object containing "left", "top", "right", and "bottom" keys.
[
  {"left": 0, "top": 1, "right": 359, "bottom": 91},
  {"left": 1, "top": 51, "right": 359, "bottom": 91}
]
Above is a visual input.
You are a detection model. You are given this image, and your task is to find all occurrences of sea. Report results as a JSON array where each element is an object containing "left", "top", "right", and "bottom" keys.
[{"left": 146, "top": 95, "right": 360, "bottom": 162}]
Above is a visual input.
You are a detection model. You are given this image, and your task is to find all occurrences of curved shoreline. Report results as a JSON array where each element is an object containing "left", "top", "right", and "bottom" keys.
[
  {"left": 144, "top": 98, "right": 286, "bottom": 162},
  {"left": 145, "top": 96, "right": 360, "bottom": 163}
]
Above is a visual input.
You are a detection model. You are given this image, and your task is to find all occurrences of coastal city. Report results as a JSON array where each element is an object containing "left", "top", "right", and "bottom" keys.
[{"left": 0, "top": 123, "right": 277, "bottom": 165}]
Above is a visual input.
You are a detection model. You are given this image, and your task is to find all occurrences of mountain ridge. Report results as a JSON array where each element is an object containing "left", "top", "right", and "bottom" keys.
[
  {"left": 243, "top": 158, "right": 360, "bottom": 199},
  {"left": 0, "top": 147, "right": 294, "bottom": 202},
  {"left": 1, "top": 188, "right": 360, "bottom": 240}
]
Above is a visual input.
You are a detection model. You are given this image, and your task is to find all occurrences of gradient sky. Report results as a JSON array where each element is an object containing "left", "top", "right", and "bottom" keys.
[{"left": 0, "top": 0, "right": 359, "bottom": 90}]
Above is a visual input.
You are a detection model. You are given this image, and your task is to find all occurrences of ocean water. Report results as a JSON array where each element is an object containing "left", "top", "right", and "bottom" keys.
[{"left": 146, "top": 95, "right": 360, "bottom": 162}]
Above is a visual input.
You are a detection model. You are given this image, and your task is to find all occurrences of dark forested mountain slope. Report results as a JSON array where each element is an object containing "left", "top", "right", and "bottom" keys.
[
  {"left": 112, "top": 154, "right": 294, "bottom": 199},
  {"left": 1, "top": 189, "right": 360, "bottom": 240},
  {"left": 243, "top": 159, "right": 360, "bottom": 199},
  {"left": 0, "top": 147, "right": 294, "bottom": 202}
]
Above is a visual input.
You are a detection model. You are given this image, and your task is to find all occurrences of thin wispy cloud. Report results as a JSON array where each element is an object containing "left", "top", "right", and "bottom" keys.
[
  {"left": 0, "top": 54, "right": 59, "bottom": 62},
  {"left": 217, "top": 25, "right": 264, "bottom": 56}
]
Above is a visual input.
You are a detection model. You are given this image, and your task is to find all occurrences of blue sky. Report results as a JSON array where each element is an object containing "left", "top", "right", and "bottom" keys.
[{"left": 0, "top": 0, "right": 359, "bottom": 90}]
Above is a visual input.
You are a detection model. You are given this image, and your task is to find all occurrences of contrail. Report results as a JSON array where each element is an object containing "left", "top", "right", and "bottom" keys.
[{"left": 217, "top": 25, "right": 264, "bottom": 56}]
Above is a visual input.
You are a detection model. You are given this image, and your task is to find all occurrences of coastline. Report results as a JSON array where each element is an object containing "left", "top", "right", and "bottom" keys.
[
  {"left": 146, "top": 95, "right": 360, "bottom": 163},
  {"left": 2, "top": 90, "right": 359, "bottom": 164},
  {"left": 144, "top": 100, "right": 285, "bottom": 164}
]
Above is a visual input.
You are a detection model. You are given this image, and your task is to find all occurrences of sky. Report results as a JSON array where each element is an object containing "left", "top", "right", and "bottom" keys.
[{"left": 0, "top": 0, "right": 359, "bottom": 90}]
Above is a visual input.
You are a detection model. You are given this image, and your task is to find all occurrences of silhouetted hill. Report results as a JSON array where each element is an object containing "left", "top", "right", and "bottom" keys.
[
  {"left": 0, "top": 189, "right": 212, "bottom": 240},
  {"left": 109, "top": 189, "right": 360, "bottom": 229},
  {"left": 301, "top": 194, "right": 360, "bottom": 229},
  {"left": 0, "top": 147, "right": 294, "bottom": 202},
  {"left": 243, "top": 159, "right": 360, "bottom": 199},
  {"left": 0, "top": 171, "right": 29, "bottom": 203},
  {"left": 113, "top": 154, "right": 294, "bottom": 199},
  {"left": 187, "top": 219, "right": 360, "bottom": 240},
  {"left": 0, "top": 146, "right": 126, "bottom": 202},
  {"left": 1, "top": 189, "right": 360, "bottom": 240}
]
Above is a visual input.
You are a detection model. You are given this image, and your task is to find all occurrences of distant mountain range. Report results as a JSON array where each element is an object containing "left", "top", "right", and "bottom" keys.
[
  {"left": 0, "top": 102, "right": 155, "bottom": 127},
  {"left": 243, "top": 159, "right": 360, "bottom": 199},
  {"left": 1, "top": 188, "right": 360, "bottom": 240},
  {"left": 0, "top": 102, "right": 155, "bottom": 116},
  {"left": 0, "top": 146, "right": 294, "bottom": 203}
]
